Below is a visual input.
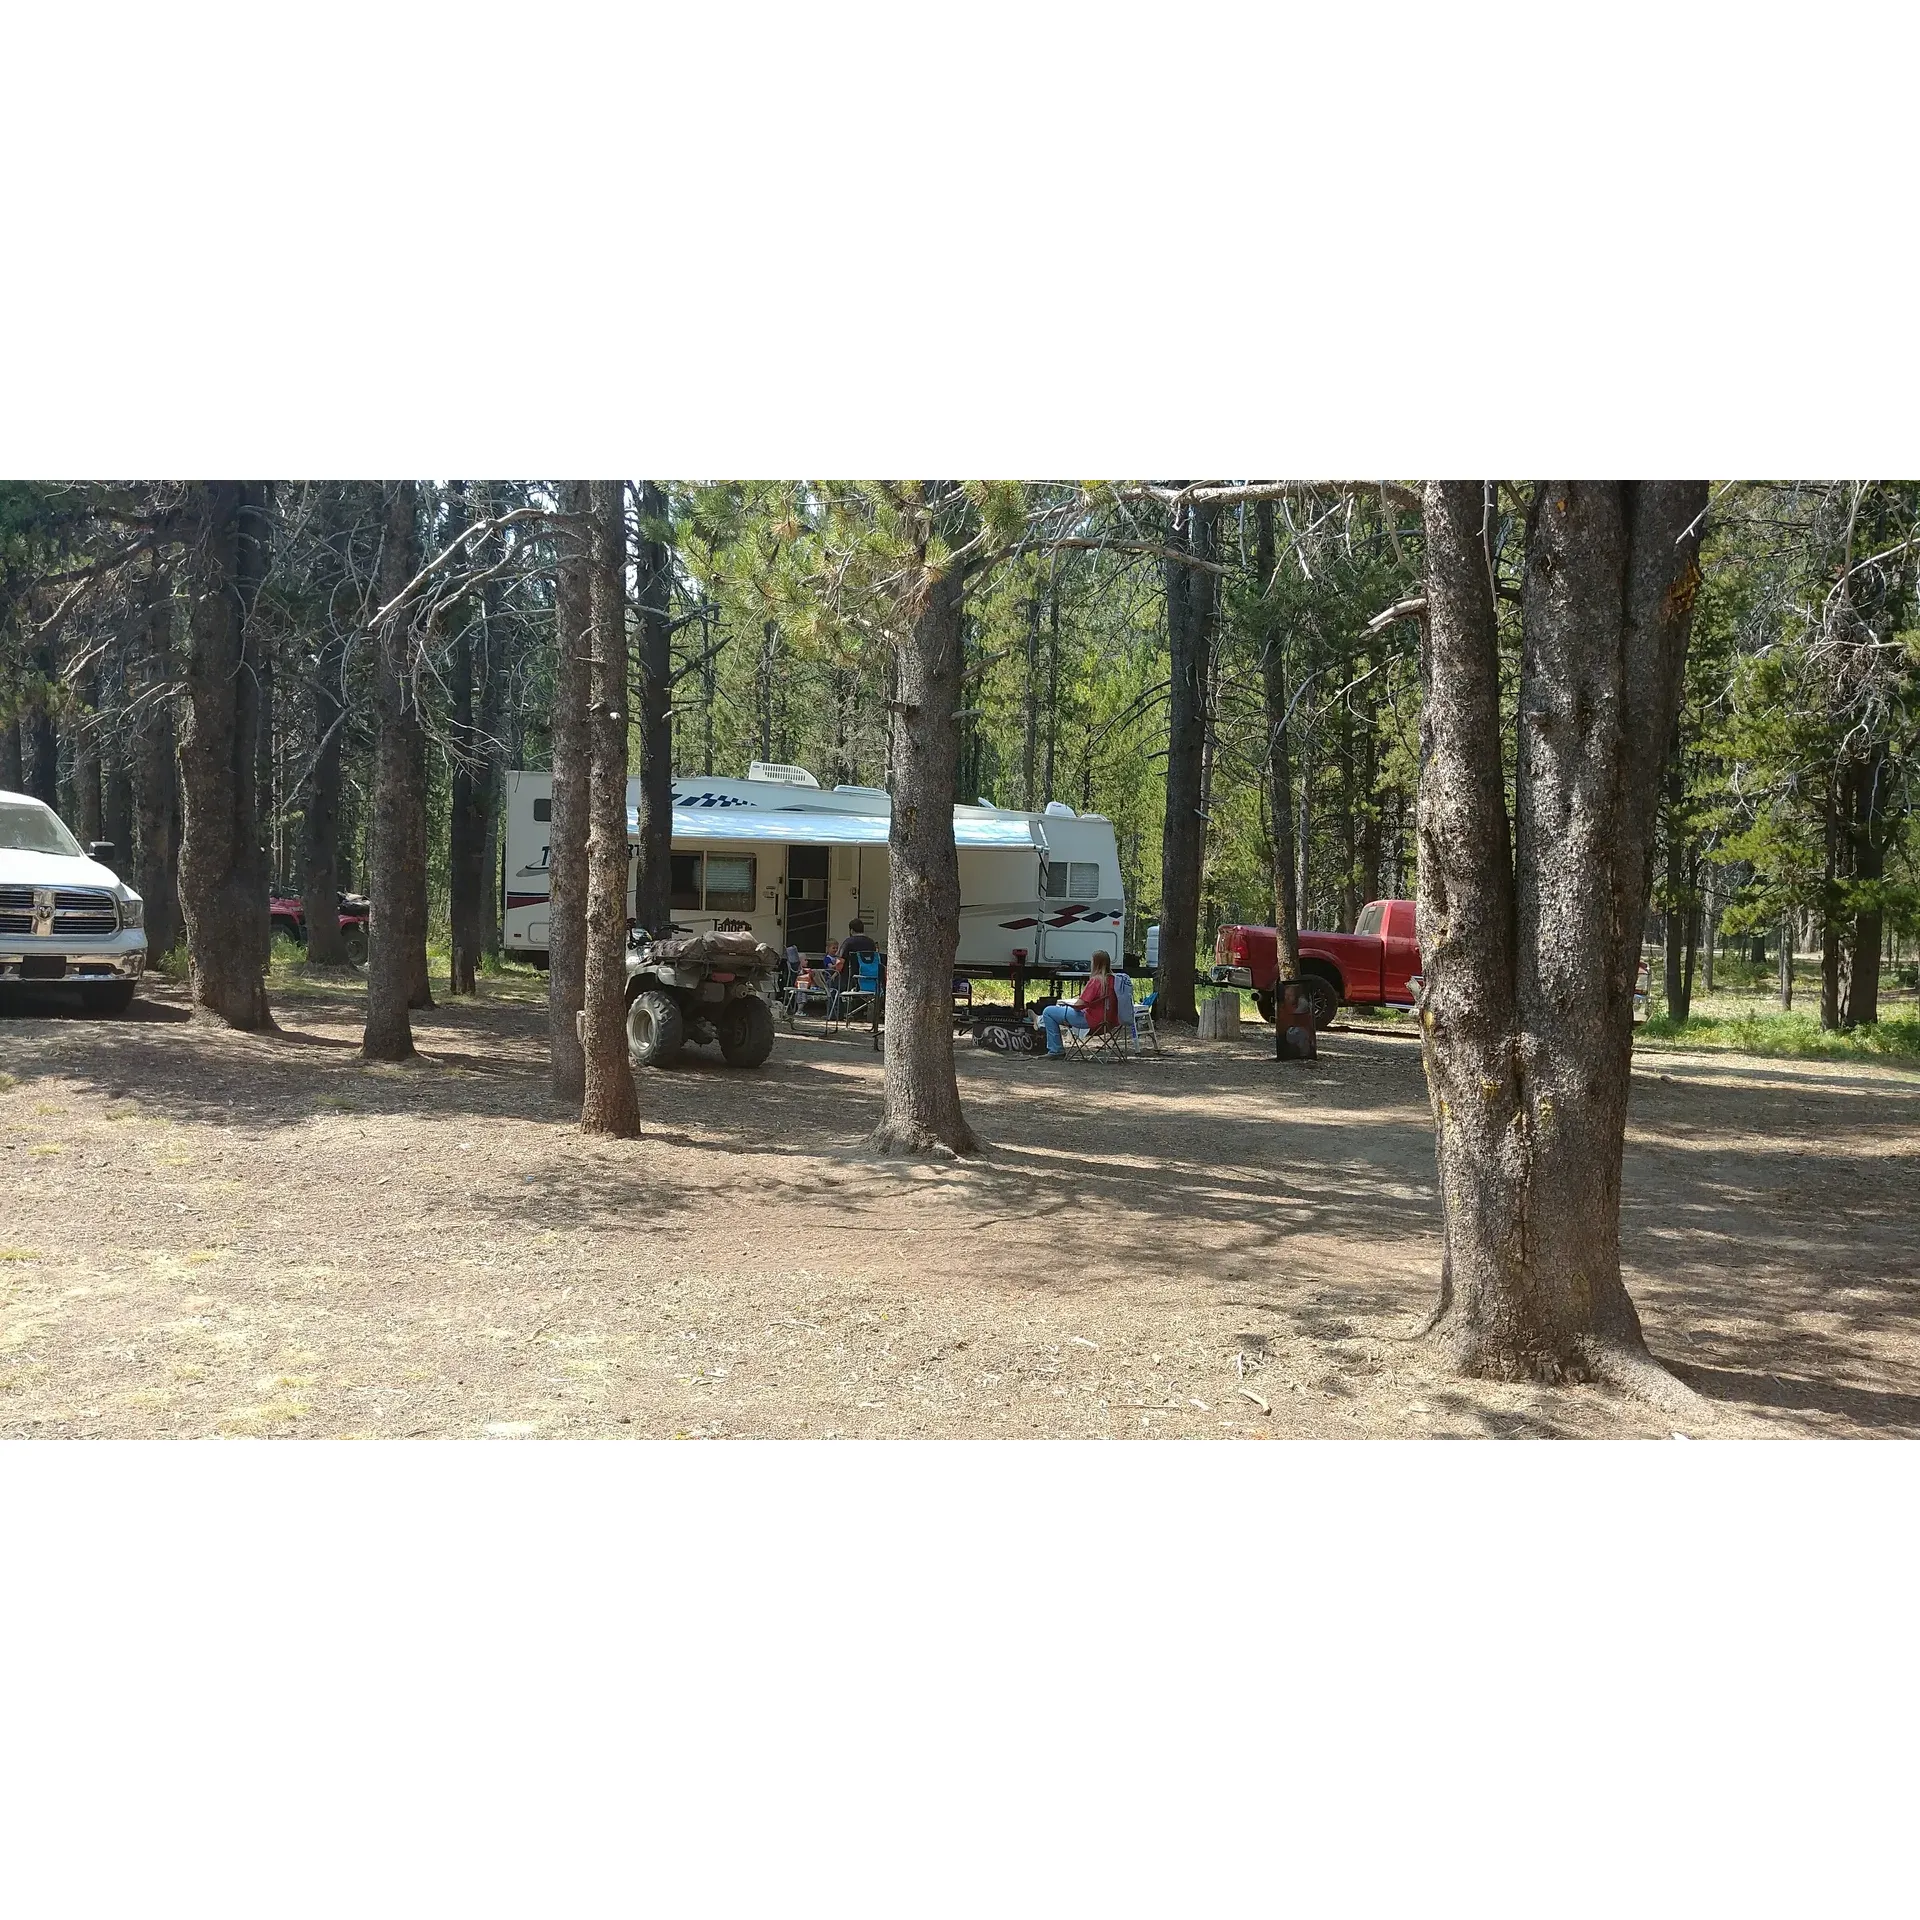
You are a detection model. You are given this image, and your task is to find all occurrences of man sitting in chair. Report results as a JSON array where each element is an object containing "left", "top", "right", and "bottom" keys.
[{"left": 1040, "top": 950, "right": 1118, "bottom": 1060}]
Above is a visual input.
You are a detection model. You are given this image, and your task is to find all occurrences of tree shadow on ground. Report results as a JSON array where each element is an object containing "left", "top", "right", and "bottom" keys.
[{"left": 9, "top": 984, "right": 1919, "bottom": 1436}]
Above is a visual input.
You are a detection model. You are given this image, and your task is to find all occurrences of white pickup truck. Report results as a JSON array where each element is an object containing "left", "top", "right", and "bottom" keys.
[{"left": 0, "top": 789, "right": 148, "bottom": 1013}]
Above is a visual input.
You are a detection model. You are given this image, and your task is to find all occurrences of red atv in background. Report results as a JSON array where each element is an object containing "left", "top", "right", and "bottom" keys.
[
  {"left": 270, "top": 887, "right": 371, "bottom": 960},
  {"left": 1211, "top": 898, "right": 1420, "bottom": 1028}
]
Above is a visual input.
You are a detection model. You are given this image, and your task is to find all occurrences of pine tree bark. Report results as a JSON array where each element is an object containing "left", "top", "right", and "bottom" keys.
[
  {"left": 547, "top": 482, "right": 594, "bottom": 1103},
  {"left": 302, "top": 619, "right": 351, "bottom": 965},
  {"left": 1840, "top": 749, "right": 1886, "bottom": 1027},
  {"left": 300, "top": 489, "right": 355, "bottom": 964},
  {"left": 874, "top": 484, "right": 978, "bottom": 1159},
  {"left": 1156, "top": 496, "right": 1216, "bottom": 1024},
  {"left": 0, "top": 716, "right": 21, "bottom": 790},
  {"left": 133, "top": 556, "right": 180, "bottom": 957},
  {"left": 1418, "top": 480, "right": 1707, "bottom": 1391},
  {"left": 73, "top": 666, "right": 103, "bottom": 845},
  {"left": 580, "top": 480, "right": 641, "bottom": 1137},
  {"left": 24, "top": 637, "right": 58, "bottom": 808},
  {"left": 1255, "top": 501, "right": 1301, "bottom": 979},
  {"left": 363, "top": 480, "right": 429, "bottom": 1061},
  {"left": 632, "top": 480, "right": 674, "bottom": 937},
  {"left": 446, "top": 482, "right": 489, "bottom": 996},
  {"left": 1661, "top": 731, "right": 1693, "bottom": 1021},
  {"left": 175, "top": 482, "right": 273, "bottom": 1029}
]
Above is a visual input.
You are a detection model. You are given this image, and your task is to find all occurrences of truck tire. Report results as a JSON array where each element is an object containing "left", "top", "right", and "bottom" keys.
[
  {"left": 626, "top": 989, "right": 686, "bottom": 1067},
  {"left": 1252, "top": 987, "right": 1276, "bottom": 1024},
  {"left": 716, "top": 996, "right": 776, "bottom": 1068},
  {"left": 81, "top": 981, "right": 138, "bottom": 1017},
  {"left": 1296, "top": 972, "right": 1341, "bottom": 1029}
]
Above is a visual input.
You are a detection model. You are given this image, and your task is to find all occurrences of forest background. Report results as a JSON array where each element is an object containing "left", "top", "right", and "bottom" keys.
[{"left": 3, "top": 477, "right": 1915, "bottom": 1041}]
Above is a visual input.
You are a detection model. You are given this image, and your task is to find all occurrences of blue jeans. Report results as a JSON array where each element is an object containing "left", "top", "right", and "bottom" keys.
[{"left": 1041, "top": 1004, "right": 1087, "bottom": 1054}]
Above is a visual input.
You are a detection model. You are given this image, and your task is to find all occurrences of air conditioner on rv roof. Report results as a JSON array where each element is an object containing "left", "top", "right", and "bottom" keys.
[{"left": 747, "top": 761, "right": 820, "bottom": 787}]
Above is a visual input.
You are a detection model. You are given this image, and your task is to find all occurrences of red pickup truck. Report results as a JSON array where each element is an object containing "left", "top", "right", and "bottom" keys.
[{"left": 1210, "top": 898, "right": 1420, "bottom": 1028}]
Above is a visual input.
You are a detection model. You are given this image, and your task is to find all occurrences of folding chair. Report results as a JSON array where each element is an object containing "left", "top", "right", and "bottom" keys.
[
  {"left": 830, "top": 951, "right": 881, "bottom": 1029},
  {"left": 1119, "top": 973, "right": 1161, "bottom": 1056}
]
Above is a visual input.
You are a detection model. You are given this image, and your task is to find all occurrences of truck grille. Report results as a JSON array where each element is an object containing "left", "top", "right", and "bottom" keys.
[
  {"left": 55, "top": 888, "right": 120, "bottom": 934},
  {"left": 0, "top": 885, "right": 119, "bottom": 935}
]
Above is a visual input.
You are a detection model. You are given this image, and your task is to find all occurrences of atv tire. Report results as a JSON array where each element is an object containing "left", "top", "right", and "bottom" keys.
[
  {"left": 627, "top": 989, "right": 687, "bottom": 1068},
  {"left": 716, "top": 996, "right": 776, "bottom": 1068}
]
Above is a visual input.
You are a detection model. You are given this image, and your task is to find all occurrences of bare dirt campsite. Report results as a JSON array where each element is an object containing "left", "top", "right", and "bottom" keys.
[{"left": 5, "top": 971, "right": 1916, "bottom": 1441}]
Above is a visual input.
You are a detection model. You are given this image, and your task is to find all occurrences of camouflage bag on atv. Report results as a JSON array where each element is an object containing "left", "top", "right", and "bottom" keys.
[{"left": 624, "top": 928, "right": 781, "bottom": 1069}]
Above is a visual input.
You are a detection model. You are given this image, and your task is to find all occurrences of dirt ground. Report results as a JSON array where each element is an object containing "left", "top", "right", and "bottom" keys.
[{"left": 3, "top": 969, "right": 1918, "bottom": 1440}]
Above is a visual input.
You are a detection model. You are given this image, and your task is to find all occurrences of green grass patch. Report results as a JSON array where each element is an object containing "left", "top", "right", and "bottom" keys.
[{"left": 1637, "top": 1006, "right": 1920, "bottom": 1066}]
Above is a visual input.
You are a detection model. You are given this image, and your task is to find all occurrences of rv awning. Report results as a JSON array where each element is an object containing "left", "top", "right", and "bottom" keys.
[{"left": 632, "top": 806, "right": 1042, "bottom": 850}]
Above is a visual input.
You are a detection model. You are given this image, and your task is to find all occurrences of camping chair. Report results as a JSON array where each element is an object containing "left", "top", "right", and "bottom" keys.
[
  {"left": 830, "top": 950, "right": 881, "bottom": 1029},
  {"left": 1121, "top": 973, "right": 1161, "bottom": 1056},
  {"left": 1063, "top": 979, "right": 1128, "bottom": 1063},
  {"left": 950, "top": 975, "right": 974, "bottom": 1031}
]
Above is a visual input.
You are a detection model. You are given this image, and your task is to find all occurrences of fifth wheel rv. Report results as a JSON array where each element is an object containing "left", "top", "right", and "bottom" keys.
[{"left": 502, "top": 762, "right": 1126, "bottom": 977}]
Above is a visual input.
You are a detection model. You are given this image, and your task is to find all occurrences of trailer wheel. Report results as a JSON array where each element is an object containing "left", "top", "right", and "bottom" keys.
[
  {"left": 716, "top": 997, "right": 776, "bottom": 1067},
  {"left": 627, "top": 990, "right": 686, "bottom": 1067}
]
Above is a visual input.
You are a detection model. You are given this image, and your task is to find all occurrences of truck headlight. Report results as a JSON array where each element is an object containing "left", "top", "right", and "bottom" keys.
[{"left": 117, "top": 889, "right": 145, "bottom": 930}]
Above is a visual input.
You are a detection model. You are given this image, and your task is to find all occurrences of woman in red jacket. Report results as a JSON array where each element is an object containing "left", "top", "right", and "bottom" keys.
[{"left": 1039, "top": 950, "right": 1117, "bottom": 1058}]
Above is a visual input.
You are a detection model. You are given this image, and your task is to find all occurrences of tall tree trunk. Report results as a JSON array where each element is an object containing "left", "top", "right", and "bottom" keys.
[
  {"left": 1778, "top": 916, "right": 1794, "bottom": 1009},
  {"left": 103, "top": 748, "right": 133, "bottom": 878},
  {"left": 581, "top": 480, "right": 641, "bottom": 1136},
  {"left": 1661, "top": 732, "right": 1691, "bottom": 1020},
  {"left": 547, "top": 483, "right": 594, "bottom": 1103},
  {"left": 175, "top": 481, "right": 273, "bottom": 1030},
  {"left": 633, "top": 480, "right": 674, "bottom": 937},
  {"left": 757, "top": 619, "right": 778, "bottom": 761},
  {"left": 874, "top": 484, "right": 978, "bottom": 1159},
  {"left": 1819, "top": 771, "right": 1844, "bottom": 1031},
  {"left": 301, "top": 490, "right": 355, "bottom": 964},
  {"left": 73, "top": 667, "right": 103, "bottom": 845},
  {"left": 1840, "top": 748, "right": 1885, "bottom": 1027},
  {"left": 302, "top": 620, "right": 351, "bottom": 965},
  {"left": 1295, "top": 721, "right": 1314, "bottom": 931},
  {"left": 446, "top": 482, "right": 486, "bottom": 995},
  {"left": 25, "top": 638, "right": 58, "bottom": 808},
  {"left": 133, "top": 558, "right": 180, "bottom": 957},
  {"left": 1254, "top": 502, "right": 1301, "bottom": 979},
  {"left": 1417, "top": 479, "right": 1707, "bottom": 1390},
  {"left": 475, "top": 512, "right": 507, "bottom": 964},
  {"left": 1044, "top": 584, "right": 1060, "bottom": 803},
  {"left": 1155, "top": 497, "right": 1215, "bottom": 1024},
  {"left": 1021, "top": 585, "right": 1041, "bottom": 810},
  {"left": 363, "top": 479, "right": 428, "bottom": 1061},
  {"left": 254, "top": 595, "right": 275, "bottom": 882}
]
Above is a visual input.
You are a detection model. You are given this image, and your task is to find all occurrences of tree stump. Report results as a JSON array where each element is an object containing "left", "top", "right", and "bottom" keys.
[{"left": 1198, "top": 992, "right": 1241, "bottom": 1040}]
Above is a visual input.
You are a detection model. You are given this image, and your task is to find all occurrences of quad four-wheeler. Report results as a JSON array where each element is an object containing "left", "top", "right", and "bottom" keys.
[{"left": 624, "top": 927, "right": 779, "bottom": 1069}]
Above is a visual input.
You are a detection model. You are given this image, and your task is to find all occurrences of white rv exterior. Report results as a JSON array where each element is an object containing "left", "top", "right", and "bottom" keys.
[{"left": 502, "top": 767, "right": 1126, "bottom": 973}]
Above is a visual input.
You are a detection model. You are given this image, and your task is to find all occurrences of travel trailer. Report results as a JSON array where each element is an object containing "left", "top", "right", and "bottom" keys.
[{"left": 502, "top": 764, "right": 1125, "bottom": 976}]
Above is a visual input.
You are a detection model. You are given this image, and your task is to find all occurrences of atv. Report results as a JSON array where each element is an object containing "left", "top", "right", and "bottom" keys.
[{"left": 624, "top": 926, "right": 780, "bottom": 1069}]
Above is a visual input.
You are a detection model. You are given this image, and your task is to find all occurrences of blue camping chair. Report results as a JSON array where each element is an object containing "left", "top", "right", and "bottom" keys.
[{"left": 831, "top": 950, "right": 882, "bottom": 1028}]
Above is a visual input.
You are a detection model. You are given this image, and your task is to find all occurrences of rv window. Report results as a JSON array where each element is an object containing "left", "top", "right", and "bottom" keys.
[
  {"left": 1069, "top": 862, "right": 1100, "bottom": 899},
  {"left": 1042, "top": 863, "right": 1068, "bottom": 898},
  {"left": 670, "top": 853, "right": 703, "bottom": 911},
  {"left": 533, "top": 797, "right": 551, "bottom": 822},
  {"left": 703, "top": 854, "right": 756, "bottom": 912}
]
